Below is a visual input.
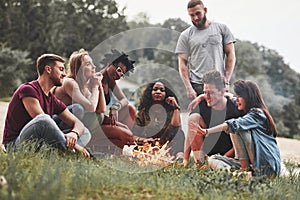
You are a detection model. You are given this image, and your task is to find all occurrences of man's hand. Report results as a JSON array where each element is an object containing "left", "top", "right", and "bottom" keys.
[
  {"left": 64, "top": 132, "right": 78, "bottom": 149},
  {"left": 187, "top": 87, "right": 197, "bottom": 100},
  {"left": 189, "top": 121, "right": 207, "bottom": 136},
  {"left": 225, "top": 83, "right": 230, "bottom": 92},
  {"left": 188, "top": 94, "right": 205, "bottom": 112}
]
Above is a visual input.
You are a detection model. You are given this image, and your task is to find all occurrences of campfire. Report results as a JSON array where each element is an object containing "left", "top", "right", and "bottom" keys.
[{"left": 123, "top": 140, "right": 175, "bottom": 166}]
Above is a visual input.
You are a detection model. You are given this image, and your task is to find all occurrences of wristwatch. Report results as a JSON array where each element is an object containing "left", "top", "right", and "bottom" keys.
[
  {"left": 111, "top": 102, "right": 121, "bottom": 110},
  {"left": 173, "top": 106, "right": 180, "bottom": 110}
]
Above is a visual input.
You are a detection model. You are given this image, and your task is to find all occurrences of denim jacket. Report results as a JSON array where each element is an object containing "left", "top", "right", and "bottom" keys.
[{"left": 226, "top": 108, "right": 281, "bottom": 176}]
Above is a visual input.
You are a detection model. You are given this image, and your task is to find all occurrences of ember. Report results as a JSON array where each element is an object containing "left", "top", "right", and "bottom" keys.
[{"left": 123, "top": 141, "right": 175, "bottom": 166}]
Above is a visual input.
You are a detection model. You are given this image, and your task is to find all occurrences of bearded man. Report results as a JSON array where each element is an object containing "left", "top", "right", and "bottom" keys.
[{"left": 176, "top": 0, "right": 236, "bottom": 100}]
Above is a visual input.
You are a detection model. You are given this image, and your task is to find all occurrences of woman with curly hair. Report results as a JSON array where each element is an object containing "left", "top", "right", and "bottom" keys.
[{"left": 132, "top": 79, "right": 185, "bottom": 155}]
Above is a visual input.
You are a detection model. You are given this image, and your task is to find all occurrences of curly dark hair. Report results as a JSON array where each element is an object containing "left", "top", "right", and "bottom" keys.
[
  {"left": 137, "top": 78, "right": 179, "bottom": 113},
  {"left": 100, "top": 49, "right": 135, "bottom": 76}
]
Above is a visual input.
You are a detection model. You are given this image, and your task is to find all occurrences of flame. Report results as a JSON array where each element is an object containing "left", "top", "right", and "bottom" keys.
[{"left": 123, "top": 141, "right": 175, "bottom": 166}]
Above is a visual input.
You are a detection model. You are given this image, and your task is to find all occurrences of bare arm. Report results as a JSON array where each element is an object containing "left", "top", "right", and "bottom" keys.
[
  {"left": 23, "top": 97, "right": 46, "bottom": 118},
  {"left": 63, "top": 78, "right": 99, "bottom": 112},
  {"left": 58, "top": 109, "right": 85, "bottom": 137},
  {"left": 178, "top": 53, "right": 197, "bottom": 100},
  {"left": 165, "top": 97, "right": 181, "bottom": 126},
  {"left": 224, "top": 42, "right": 236, "bottom": 86},
  {"left": 96, "top": 85, "right": 106, "bottom": 113},
  {"left": 22, "top": 97, "right": 79, "bottom": 149},
  {"left": 188, "top": 94, "right": 205, "bottom": 112},
  {"left": 196, "top": 122, "right": 229, "bottom": 136},
  {"left": 112, "top": 82, "right": 129, "bottom": 108}
]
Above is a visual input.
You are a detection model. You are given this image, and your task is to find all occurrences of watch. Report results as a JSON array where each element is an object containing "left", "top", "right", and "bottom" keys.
[
  {"left": 111, "top": 102, "right": 121, "bottom": 110},
  {"left": 173, "top": 106, "right": 180, "bottom": 110}
]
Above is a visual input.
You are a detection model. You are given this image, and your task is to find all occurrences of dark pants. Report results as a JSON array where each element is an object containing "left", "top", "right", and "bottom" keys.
[{"left": 191, "top": 82, "right": 204, "bottom": 96}]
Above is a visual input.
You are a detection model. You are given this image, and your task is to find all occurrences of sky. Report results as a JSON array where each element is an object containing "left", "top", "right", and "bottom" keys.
[{"left": 115, "top": 0, "right": 300, "bottom": 73}]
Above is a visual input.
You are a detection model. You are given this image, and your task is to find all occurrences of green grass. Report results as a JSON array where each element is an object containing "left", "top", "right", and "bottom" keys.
[{"left": 0, "top": 143, "right": 299, "bottom": 200}]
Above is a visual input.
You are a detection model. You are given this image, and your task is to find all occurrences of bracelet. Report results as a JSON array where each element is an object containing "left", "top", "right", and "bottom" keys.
[
  {"left": 205, "top": 129, "right": 208, "bottom": 136},
  {"left": 70, "top": 130, "right": 80, "bottom": 139},
  {"left": 173, "top": 106, "right": 181, "bottom": 110}
]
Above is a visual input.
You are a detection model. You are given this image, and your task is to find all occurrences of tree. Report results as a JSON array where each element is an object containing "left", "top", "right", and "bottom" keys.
[
  {"left": 0, "top": 44, "right": 32, "bottom": 98},
  {"left": 0, "top": 0, "right": 129, "bottom": 78},
  {"left": 161, "top": 18, "right": 189, "bottom": 33}
]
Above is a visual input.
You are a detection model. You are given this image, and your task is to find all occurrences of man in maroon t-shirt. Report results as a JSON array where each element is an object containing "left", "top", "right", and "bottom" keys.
[{"left": 2, "top": 54, "right": 91, "bottom": 158}]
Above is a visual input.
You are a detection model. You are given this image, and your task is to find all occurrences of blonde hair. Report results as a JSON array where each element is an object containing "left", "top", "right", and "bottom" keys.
[{"left": 67, "top": 49, "right": 89, "bottom": 89}]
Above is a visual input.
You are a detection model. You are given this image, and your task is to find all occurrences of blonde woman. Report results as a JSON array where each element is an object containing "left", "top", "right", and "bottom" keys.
[{"left": 53, "top": 49, "right": 152, "bottom": 153}]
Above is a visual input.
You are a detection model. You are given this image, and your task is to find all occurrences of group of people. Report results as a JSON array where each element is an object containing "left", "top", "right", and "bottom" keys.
[
  {"left": 175, "top": 0, "right": 281, "bottom": 176},
  {"left": 2, "top": 49, "right": 184, "bottom": 158},
  {"left": 2, "top": 0, "right": 281, "bottom": 177}
]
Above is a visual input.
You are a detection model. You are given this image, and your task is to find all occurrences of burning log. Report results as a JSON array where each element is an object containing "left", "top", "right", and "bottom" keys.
[{"left": 123, "top": 141, "right": 175, "bottom": 166}]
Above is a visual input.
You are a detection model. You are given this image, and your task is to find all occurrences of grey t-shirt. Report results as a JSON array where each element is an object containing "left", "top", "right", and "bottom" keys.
[{"left": 175, "top": 22, "right": 236, "bottom": 84}]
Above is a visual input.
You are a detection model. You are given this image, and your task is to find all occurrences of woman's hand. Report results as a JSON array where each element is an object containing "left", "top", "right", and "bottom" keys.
[
  {"left": 109, "top": 108, "right": 117, "bottom": 126},
  {"left": 78, "top": 147, "right": 91, "bottom": 159},
  {"left": 90, "top": 73, "right": 103, "bottom": 88},
  {"left": 75, "top": 144, "right": 91, "bottom": 159},
  {"left": 165, "top": 97, "right": 179, "bottom": 109}
]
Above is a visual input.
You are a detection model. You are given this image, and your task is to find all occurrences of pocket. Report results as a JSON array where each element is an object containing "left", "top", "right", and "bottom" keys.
[{"left": 208, "top": 34, "right": 222, "bottom": 45}]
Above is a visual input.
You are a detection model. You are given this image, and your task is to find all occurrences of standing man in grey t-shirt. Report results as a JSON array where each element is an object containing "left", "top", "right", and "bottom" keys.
[{"left": 176, "top": 0, "right": 236, "bottom": 100}]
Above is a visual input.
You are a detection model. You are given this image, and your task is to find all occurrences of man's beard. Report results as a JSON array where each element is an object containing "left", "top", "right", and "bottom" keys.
[
  {"left": 50, "top": 73, "right": 62, "bottom": 87},
  {"left": 193, "top": 15, "right": 207, "bottom": 29}
]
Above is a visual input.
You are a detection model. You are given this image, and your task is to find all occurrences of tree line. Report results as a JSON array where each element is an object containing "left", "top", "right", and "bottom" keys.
[{"left": 0, "top": 0, "right": 299, "bottom": 139}]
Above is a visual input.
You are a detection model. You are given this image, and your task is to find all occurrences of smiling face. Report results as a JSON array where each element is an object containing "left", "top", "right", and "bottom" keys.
[
  {"left": 188, "top": 4, "right": 207, "bottom": 29},
  {"left": 49, "top": 61, "right": 66, "bottom": 86},
  {"left": 203, "top": 83, "right": 224, "bottom": 107},
  {"left": 235, "top": 95, "right": 246, "bottom": 111},
  {"left": 81, "top": 55, "right": 96, "bottom": 79},
  {"left": 107, "top": 62, "right": 126, "bottom": 80},
  {"left": 151, "top": 82, "right": 166, "bottom": 103}
]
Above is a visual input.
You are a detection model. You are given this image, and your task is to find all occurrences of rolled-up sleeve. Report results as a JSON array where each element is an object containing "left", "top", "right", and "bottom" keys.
[{"left": 226, "top": 109, "right": 266, "bottom": 134}]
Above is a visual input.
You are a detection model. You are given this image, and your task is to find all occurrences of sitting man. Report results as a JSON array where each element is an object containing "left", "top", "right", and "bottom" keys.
[
  {"left": 183, "top": 70, "right": 241, "bottom": 167},
  {"left": 2, "top": 53, "right": 91, "bottom": 158}
]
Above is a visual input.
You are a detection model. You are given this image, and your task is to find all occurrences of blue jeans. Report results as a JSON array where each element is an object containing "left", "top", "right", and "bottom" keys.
[
  {"left": 6, "top": 113, "right": 91, "bottom": 151},
  {"left": 230, "top": 131, "right": 255, "bottom": 165},
  {"left": 53, "top": 104, "right": 102, "bottom": 133},
  {"left": 53, "top": 104, "right": 85, "bottom": 130}
]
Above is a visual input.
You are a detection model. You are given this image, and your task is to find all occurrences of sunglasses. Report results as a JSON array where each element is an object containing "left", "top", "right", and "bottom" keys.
[
  {"left": 116, "top": 67, "right": 124, "bottom": 77},
  {"left": 113, "top": 64, "right": 125, "bottom": 78}
]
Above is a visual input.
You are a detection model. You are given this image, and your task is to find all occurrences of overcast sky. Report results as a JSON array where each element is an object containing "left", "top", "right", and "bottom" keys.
[{"left": 115, "top": 0, "right": 300, "bottom": 73}]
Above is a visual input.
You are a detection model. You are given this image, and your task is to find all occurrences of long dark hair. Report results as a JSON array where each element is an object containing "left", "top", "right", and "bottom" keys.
[
  {"left": 234, "top": 80, "right": 277, "bottom": 136},
  {"left": 137, "top": 78, "right": 179, "bottom": 113}
]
